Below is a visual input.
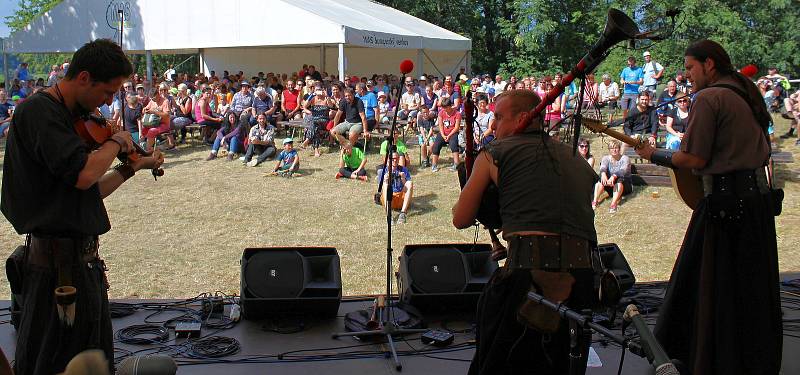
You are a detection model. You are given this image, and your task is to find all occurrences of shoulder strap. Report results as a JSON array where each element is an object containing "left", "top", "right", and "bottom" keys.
[{"left": 709, "top": 83, "right": 772, "bottom": 163}]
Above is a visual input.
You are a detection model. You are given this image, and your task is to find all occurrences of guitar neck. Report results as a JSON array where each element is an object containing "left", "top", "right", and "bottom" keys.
[{"left": 590, "top": 121, "right": 644, "bottom": 149}]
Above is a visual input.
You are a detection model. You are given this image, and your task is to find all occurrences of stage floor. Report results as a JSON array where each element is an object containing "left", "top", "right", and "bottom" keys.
[{"left": 1, "top": 276, "right": 798, "bottom": 374}]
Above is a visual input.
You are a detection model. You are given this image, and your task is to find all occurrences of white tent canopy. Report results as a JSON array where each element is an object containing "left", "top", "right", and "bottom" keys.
[{"left": 5, "top": 0, "right": 472, "bottom": 78}]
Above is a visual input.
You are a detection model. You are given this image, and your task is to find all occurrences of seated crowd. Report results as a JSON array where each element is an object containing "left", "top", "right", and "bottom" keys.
[{"left": 1, "top": 53, "right": 791, "bottom": 218}]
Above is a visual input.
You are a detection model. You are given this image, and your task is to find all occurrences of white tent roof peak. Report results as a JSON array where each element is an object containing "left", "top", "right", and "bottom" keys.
[{"left": 6, "top": 0, "right": 471, "bottom": 53}]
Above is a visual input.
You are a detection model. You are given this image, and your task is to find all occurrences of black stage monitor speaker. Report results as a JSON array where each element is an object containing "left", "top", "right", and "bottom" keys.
[
  {"left": 399, "top": 243, "right": 498, "bottom": 312},
  {"left": 595, "top": 243, "right": 636, "bottom": 292},
  {"left": 240, "top": 247, "right": 342, "bottom": 319}
]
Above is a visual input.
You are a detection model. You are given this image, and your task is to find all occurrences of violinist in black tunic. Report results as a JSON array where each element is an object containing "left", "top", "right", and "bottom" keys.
[
  {"left": 636, "top": 40, "right": 782, "bottom": 375},
  {"left": 2, "top": 39, "right": 164, "bottom": 374}
]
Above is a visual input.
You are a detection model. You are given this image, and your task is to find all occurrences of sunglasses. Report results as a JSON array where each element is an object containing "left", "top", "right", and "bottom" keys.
[
  {"left": 678, "top": 99, "right": 689, "bottom": 103},
  {"left": 578, "top": 145, "right": 588, "bottom": 148}
]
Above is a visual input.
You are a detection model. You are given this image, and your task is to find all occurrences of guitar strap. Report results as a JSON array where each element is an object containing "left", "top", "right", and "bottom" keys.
[{"left": 707, "top": 83, "right": 772, "bottom": 166}]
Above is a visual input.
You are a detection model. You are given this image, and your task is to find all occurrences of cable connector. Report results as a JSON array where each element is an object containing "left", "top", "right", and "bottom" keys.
[{"left": 229, "top": 304, "right": 241, "bottom": 322}]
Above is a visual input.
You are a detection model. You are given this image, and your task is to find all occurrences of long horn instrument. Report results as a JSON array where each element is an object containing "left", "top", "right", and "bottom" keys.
[{"left": 459, "top": 8, "right": 640, "bottom": 237}]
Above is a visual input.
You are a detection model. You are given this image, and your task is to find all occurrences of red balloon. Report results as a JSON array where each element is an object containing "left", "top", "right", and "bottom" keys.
[
  {"left": 399, "top": 59, "right": 414, "bottom": 74},
  {"left": 741, "top": 64, "right": 758, "bottom": 78}
]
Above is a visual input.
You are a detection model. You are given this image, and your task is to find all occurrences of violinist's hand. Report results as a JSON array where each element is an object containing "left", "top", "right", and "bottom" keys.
[
  {"left": 133, "top": 149, "right": 164, "bottom": 171},
  {"left": 111, "top": 131, "right": 134, "bottom": 154}
]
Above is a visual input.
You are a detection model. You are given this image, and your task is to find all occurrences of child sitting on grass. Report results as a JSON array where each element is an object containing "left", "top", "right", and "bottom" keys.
[
  {"left": 272, "top": 138, "right": 300, "bottom": 175},
  {"left": 336, "top": 143, "right": 368, "bottom": 181}
]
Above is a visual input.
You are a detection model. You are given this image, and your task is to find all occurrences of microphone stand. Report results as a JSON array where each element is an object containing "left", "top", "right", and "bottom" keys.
[
  {"left": 525, "top": 291, "right": 678, "bottom": 375},
  {"left": 332, "top": 70, "right": 426, "bottom": 372}
]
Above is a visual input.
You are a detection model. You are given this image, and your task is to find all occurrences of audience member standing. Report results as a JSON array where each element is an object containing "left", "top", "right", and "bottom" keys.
[
  {"left": 641, "top": 51, "right": 664, "bottom": 98},
  {"left": 619, "top": 56, "right": 644, "bottom": 119}
]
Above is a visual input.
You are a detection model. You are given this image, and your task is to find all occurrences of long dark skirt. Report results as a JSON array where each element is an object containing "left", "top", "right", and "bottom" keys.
[
  {"left": 14, "top": 257, "right": 114, "bottom": 375},
  {"left": 654, "top": 193, "right": 782, "bottom": 375},
  {"left": 468, "top": 267, "right": 595, "bottom": 375}
]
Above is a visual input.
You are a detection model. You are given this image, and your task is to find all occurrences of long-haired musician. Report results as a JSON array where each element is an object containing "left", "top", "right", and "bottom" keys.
[
  {"left": 453, "top": 90, "right": 599, "bottom": 374},
  {"left": 635, "top": 39, "right": 782, "bottom": 374}
]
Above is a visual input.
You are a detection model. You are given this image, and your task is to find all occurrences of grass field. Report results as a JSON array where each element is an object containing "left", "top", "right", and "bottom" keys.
[{"left": 0, "top": 116, "right": 796, "bottom": 299}]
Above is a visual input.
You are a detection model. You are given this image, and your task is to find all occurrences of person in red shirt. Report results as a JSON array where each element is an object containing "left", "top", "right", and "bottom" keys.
[
  {"left": 430, "top": 97, "right": 461, "bottom": 172},
  {"left": 281, "top": 80, "right": 302, "bottom": 121}
]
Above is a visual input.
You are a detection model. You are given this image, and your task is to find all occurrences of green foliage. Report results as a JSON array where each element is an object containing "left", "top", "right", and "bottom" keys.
[
  {"left": 387, "top": 0, "right": 799, "bottom": 80},
  {"left": 3, "top": 0, "right": 60, "bottom": 33}
]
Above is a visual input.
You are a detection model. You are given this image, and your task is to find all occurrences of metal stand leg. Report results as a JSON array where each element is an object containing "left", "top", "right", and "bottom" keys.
[{"left": 331, "top": 74, "right": 426, "bottom": 370}]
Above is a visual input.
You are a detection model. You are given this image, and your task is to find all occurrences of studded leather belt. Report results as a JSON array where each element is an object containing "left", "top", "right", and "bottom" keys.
[{"left": 506, "top": 234, "right": 593, "bottom": 271}]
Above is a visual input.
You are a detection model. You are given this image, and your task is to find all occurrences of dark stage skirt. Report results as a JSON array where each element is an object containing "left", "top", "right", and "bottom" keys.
[
  {"left": 468, "top": 267, "right": 595, "bottom": 375},
  {"left": 654, "top": 193, "right": 782, "bottom": 375},
  {"left": 14, "top": 257, "right": 114, "bottom": 375}
]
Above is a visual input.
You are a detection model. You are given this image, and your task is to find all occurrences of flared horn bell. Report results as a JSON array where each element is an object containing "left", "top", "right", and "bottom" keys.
[{"left": 599, "top": 8, "right": 640, "bottom": 50}]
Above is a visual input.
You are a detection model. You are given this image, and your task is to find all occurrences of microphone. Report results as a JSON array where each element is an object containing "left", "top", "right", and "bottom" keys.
[
  {"left": 623, "top": 305, "right": 680, "bottom": 375},
  {"left": 399, "top": 59, "right": 414, "bottom": 75},
  {"left": 117, "top": 355, "right": 177, "bottom": 375}
]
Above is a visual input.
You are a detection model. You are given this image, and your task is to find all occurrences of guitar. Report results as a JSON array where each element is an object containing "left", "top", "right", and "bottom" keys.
[{"left": 581, "top": 117, "right": 703, "bottom": 210}]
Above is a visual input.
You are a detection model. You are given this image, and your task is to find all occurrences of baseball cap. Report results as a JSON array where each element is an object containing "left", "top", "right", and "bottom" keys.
[
  {"left": 169, "top": 87, "right": 179, "bottom": 95},
  {"left": 135, "top": 83, "right": 145, "bottom": 89},
  {"left": 240, "top": 81, "right": 251, "bottom": 86},
  {"left": 487, "top": 87, "right": 496, "bottom": 96},
  {"left": 366, "top": 80, "right": 374, "bottom": 86},
  {"left": 643, "top": 51, "right": 651, "bottom": 57},
  {"left": 418, "top": 75, "right": 427, "bottom": 80},
  {"left": 471, "top": 78, "right": 480, "bottom": 85},
  {"left": 11, "top": 95, "right": 20, "bottom": 101},
  {"left": 283, "top": 138, "right": 294, "bottom": 145},
  {"left": 459, "top": 74, "right": 468, "bottom": 81},
  {"left": 377, "top": 91, "right": 386, "bottom": 97}
]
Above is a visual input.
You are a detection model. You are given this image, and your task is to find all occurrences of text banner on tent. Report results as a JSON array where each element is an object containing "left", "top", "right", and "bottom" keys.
[{"left": 344, "top": 28, "right": 422, "bottom": 49}]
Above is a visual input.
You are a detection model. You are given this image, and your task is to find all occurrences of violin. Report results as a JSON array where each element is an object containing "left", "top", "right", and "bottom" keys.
[{"left": 73, "top": 113, "right": 164, "bottom": 179}]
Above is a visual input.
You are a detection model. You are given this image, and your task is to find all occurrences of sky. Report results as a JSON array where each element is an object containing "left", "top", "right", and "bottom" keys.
[{"left": 0, "top": 0, "right": 19, "bottom": 38}]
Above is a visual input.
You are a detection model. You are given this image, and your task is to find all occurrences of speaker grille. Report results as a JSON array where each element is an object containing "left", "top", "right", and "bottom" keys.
[
  {"left": 407, "top": 246, "right": 467, "bottom": 294},
  {"left": 244, "top": 250, "right": 304, "bottom": 298}
]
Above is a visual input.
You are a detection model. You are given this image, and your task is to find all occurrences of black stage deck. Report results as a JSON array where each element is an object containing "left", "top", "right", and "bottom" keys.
[{"left": 1, "top": 275, "right": 798, "bottom": 374}]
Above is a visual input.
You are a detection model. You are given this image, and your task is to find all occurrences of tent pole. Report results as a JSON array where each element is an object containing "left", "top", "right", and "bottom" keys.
[
  {"left": 2, "top": 37, "right": 8, "bottom": 90},
  {"left": 320, "top": 44, "right": 326, "bottom": 75},
  {"left": 198, "top": 48, "right": 205, "bottom": 76},
  {"left": 338, "top": 43, "right": 345, "bottom": 81},
  {"left": 145, "top": 50, "right": 153, "bottom": 91},
  {"left": 416, "top": 49, "right": 424, "bottom": 78}
]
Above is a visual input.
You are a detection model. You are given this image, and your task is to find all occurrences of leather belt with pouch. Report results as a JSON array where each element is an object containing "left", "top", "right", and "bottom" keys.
[
  {"left": 27, "top": 235, "right": 99, "bottom": 269},
  {"left": 701, "top": 168, "right": 769, "bottom": 197},
  {"left": 507, "top": 234, "right": 593, "bottom": 334}
]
